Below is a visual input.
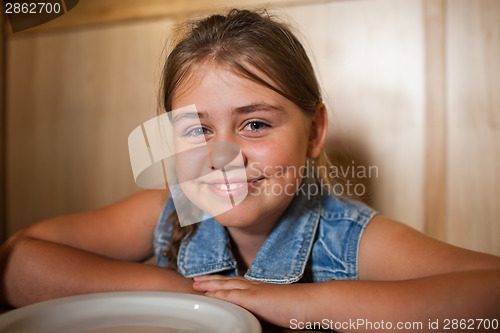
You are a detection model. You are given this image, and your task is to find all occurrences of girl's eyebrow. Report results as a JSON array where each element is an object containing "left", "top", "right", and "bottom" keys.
[
  {"left": 171, "top": 111, "right": 206, "bottom": 124},
  {"left": 171, "top": 103, "right": 284, "bottom": 123},
  {"left": 232, "top": 103, "right": 285, "bottom": 115}
]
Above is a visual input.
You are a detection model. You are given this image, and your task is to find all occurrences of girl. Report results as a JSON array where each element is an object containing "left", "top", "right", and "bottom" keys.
[{"left": 1, "top": 9, "right": 499, "bottom": 332}]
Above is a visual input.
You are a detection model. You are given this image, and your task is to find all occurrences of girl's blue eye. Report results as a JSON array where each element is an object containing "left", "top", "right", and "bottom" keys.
[{"left": 184, "top": 127, "right": 210, "bottom": 137}]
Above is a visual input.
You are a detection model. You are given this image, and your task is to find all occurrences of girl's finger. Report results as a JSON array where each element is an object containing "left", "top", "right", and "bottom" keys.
[
  {"left": 204, "top": 289, "right": 247, "bottom": 306},
  {"left": 193, "top": 278, "right": 249, "bottom": 292}
]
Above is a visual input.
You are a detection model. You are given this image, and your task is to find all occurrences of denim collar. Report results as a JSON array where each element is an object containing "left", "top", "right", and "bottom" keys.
[{"left": 177, "top": 179, "right": 321, "bottom": 283}]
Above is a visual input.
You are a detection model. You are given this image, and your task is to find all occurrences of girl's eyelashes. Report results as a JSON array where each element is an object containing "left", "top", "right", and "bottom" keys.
[
  {"left": 179, "top": 120, "right": 272, "bottom": 140},
  {"left": 183, "top": 126, "right": 212, "bottom": 137},
  {"left": 241, "top": 120, "right": 272, "bottom": 135}
]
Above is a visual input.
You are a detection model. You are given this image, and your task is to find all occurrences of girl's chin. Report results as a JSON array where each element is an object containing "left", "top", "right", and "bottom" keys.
[
  {"left": 210, "top": 196, "right": 294, "bottom": 230},
  {"left": 210, "top": 204, "right": 271, "bottom": 229},
  {"left": 212, "top": 208, "right": 253, "bottom": 226}
]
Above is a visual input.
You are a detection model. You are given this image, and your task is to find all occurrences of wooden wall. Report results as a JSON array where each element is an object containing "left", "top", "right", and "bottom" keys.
[
  {"left": 6, "top": 18, "right": 173, "bottom": 235},
  {"left": 1, "top": 8, "right": 6, "bottom": 243},
  {"left": 445, "top": 0, "right": 500, "bottom": 254},
  {"left": 3, "top": 0, "right": 499, "bottom": 255}
]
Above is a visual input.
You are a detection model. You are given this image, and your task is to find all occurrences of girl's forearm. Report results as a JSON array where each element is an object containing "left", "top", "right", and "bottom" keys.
[
  {"left": 301, "top": 270, "right": 500, "bottom": 333},
  {"left": 0, "top": 236, "right": 199, "bottom": 307}
]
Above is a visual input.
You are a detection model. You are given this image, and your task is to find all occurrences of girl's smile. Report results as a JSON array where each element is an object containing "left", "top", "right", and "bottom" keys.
[
  {"left": 171, "top": 65, "right": 315, "bottom": 236},
  {"left": 203, "top": 177, "right": 264, "bottom": 197}
]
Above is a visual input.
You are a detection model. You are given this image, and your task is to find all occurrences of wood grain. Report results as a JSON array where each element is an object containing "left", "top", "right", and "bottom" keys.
[
  {"left": 6, "top": 17, "right": 174, "bottom": 233},
  {"left": 8, "top": 0, "right": 338, "bottom": 34},
  {"left": 0, "top": 10, "right": 6, "bottom": 242},
  {"left": 423, "top": 0, "right": 447, "bottom": 240},
  {"left": 446, "top": 0, "right": 500, "bottom": 254}
]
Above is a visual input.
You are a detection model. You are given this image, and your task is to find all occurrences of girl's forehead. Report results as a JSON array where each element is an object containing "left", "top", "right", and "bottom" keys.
[{"left": 171, "top": 64, "right": 283, "bottom": 110}]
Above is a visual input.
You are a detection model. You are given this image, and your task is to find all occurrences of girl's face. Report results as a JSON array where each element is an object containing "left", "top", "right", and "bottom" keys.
[{"left": 171, "top": 65, "right": 322, "bottom": 234}]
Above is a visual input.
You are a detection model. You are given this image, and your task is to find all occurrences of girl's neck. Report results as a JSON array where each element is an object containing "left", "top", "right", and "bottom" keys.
[
  {"left": 226, "top": 206, "right": 287, "bottom": 272},
  {"left": 228, "top": 231, "right": 265, "bottom": 273}
]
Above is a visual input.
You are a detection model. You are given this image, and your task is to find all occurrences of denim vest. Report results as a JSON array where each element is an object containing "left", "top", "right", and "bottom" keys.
[{"left": 154, "top": 183, "right": 377, "bottom": 283}]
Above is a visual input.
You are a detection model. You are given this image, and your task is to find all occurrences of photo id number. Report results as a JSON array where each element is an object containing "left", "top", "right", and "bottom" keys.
[{"left": 5, "top": 2, "right": 62, "bottom": 15}]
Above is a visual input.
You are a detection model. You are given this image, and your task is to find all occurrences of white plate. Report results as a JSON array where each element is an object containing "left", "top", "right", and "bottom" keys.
[{"left": 0, "top": 291, "right": 262, "bottom": 333}]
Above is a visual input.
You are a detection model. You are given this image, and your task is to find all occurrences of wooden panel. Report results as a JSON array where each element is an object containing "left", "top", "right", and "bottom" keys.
[
  {"left": 0, "top": 11, "right": 6, "bottom": 242},
  {"left": 423, "top": 0, "right": 447, "bottom": 240},
  {"left": 6, "top": 17, "right": 174, "bottom": 234},
  {"left": 10, "top": 0, "right": 340, "bottom": 34},
  {"left": 446, "top": 0, "right": 500, "bottom": 254},
  {"left": 283, "top": 0, "right": 425, "bottom": 231}
]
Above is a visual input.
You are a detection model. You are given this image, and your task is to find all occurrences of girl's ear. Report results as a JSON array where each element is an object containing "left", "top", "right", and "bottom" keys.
[{"left": 307, "top": 103, "right": 328, "bottom": 159}]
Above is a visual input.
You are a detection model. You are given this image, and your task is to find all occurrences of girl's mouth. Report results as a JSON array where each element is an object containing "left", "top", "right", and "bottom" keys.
[
  {"left": 214, "top": 183, "right": 246, "bottom": 191},
  {"left": 205, "top": 178, "right": 264, "bottom": 198}
]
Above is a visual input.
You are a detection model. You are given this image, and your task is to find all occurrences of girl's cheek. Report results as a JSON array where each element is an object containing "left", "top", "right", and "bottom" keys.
[{"left": 243, "top": 139, "right": 306, "bottom": 171}]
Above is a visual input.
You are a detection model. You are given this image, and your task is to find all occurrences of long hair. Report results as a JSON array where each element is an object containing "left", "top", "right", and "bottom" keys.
[{"left": 159, "top": 9, "right": 334, "bottom": 269}]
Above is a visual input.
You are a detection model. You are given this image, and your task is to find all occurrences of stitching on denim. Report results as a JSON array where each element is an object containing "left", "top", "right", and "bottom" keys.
[
  {"left": 293, "top": 199, "right": 321, "bottom": 277},
  {"left": 246, "top": 273, "right": 291, "bottom": 282},
  {"left": 317, "top": 238, "right": 347, "bottom": 272},
  {"left": 294, "top": 211, "right": 313, "bottom": 274},
  {"left": 184, "top": 261, "right": 236, "bottom": 278},
  {"left": 345, "top": 209, "right": 375, "bottom": 278}
]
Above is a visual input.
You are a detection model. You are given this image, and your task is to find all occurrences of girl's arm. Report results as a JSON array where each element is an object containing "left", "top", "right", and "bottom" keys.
[
  {"left": 357, "top": 216, "right": 500, "bottom": 281},
  {"left": 193, "top": 216, "right": 500, "bottom": 331},
  {"left": 0, "top": 190, "right": 199, "bottom": 307},
  {"left": 194, "top": 269, "right": 499, "bottom": 332}
]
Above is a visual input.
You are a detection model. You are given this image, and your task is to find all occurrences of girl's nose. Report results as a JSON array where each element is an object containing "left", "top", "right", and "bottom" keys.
[
  {"left": 210, "top": 130, "right": 248, "bottom": 168},
  {"left": 208, "top": 141, "right": 242, "bottom": 170},
  {"left": 174, "top": 141, "right": 245, "bottom": 184}
]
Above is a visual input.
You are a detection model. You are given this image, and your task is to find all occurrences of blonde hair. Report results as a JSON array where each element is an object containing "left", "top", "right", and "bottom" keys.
[{"left": 159, "top": 9, "right": 335, "bottom": 269}]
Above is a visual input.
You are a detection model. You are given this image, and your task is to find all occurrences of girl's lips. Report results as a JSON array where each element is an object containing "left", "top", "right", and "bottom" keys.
[
  {"left": 204, "top": 178, "right": 264, "bottom": 198},
  {"left": 213, "top": 182, "right": 246, "bottom": 191}
]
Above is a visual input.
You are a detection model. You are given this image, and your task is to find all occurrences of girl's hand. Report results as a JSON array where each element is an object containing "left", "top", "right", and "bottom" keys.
[{"left": 193, "top": 275, "right": 310, "bottom": 327}]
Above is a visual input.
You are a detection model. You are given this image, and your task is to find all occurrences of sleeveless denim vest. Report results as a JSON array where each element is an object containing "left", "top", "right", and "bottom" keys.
[{"left": 154, "top": 182, "right": 377, "bottom": 283}]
